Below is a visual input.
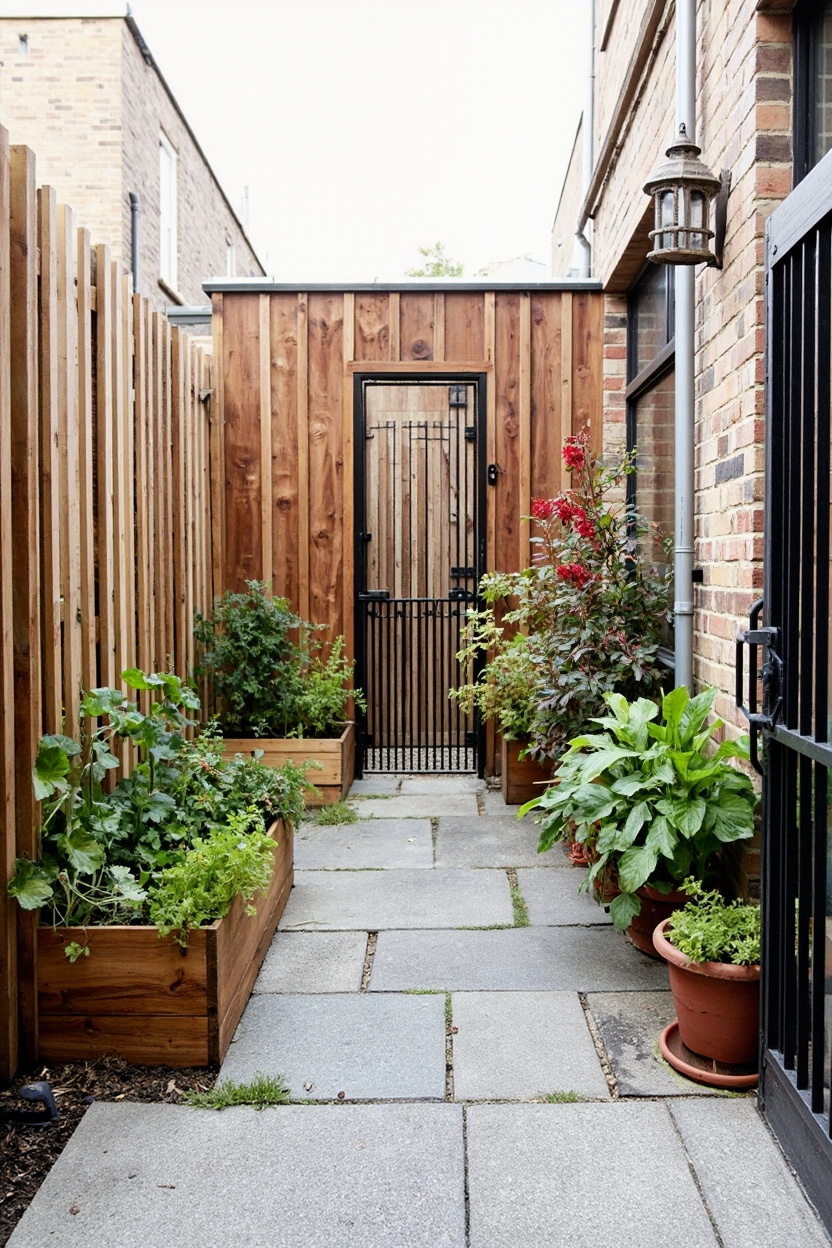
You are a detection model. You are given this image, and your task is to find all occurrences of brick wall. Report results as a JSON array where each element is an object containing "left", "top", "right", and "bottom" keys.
[
  {"left": 0, "top": 16, "right": 264, "bottom": 311},
  {"left": 552, "top": 0, "right": 794, "bottom": 742}
]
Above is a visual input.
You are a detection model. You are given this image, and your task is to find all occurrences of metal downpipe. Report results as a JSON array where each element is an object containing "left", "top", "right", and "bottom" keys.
[
  {"left": 129, "top": 192, "right": 140, "bottom": 293},
  {"left": 575, "top": 0, "right": 595, "bottom": 278}
]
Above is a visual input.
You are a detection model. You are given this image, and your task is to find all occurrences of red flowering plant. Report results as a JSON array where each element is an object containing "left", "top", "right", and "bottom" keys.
[{"left": 484, "top": 432, "right": 672, "bottom": 761}]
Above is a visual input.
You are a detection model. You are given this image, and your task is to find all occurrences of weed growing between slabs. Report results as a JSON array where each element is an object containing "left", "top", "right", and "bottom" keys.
[{"left": 182, "top": 1073, "right": 291, "bottom": 1110}]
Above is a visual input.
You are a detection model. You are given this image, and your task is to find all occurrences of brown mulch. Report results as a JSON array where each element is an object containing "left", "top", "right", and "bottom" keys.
[{"left": 0, "top": 1058, "right": 214, "bottom": 1247}]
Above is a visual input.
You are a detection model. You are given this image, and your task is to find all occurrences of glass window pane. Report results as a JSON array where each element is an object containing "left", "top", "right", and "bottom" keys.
[
  {"left": 631, "top": 265, "right": 669, "bottom": 376},
  {"left": 815, "top": 6, "right": 832, "bottom": 166},
  {"left": 633, "top": 370, "right": 675, "bottom": 575}
]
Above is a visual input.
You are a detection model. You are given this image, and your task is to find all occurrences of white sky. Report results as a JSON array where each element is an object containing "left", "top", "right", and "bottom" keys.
[{"left": 2, "top": 0, "right": 589, "bottom": 281}]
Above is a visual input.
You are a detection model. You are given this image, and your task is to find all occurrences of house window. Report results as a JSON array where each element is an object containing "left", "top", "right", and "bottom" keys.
[
  {"left": 159, "top": 131, "right": 178, "bottom": 290},
  {"left": 626, "top": 263, "right": 675, "bottom": 650},
  {"left": 794, "top": 0, "right": 832, "bottom": 182}
]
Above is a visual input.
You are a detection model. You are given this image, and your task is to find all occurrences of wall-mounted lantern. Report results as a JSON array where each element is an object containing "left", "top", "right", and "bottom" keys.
[{"left": 643, "top": 124, "right": 730, "bottom": 267}]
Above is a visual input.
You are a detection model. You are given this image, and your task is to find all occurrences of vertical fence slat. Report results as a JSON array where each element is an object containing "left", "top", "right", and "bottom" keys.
[
  {"left": 95, "top": 244, "right": 116, "bottom": 688},
  {"left": 134, "top": 294, "right": 152, "bottom": 689},
  {"left": 38, "top": 186, "right": 62, "bottom": 734},
  {"left": 162, "top": 319, "right": 174, "bottom": 662},
  {"left": 0, "top": 126, "right": 18, "bottom": 1081},
  {"left": 57, "top": 204, "right": 82, "bottom": 736},
  {"left": 76, "top": 228, "right": 96, "bottom": 693},
  {"left": 9, "top": 145, "right": 41, "bottom": 1064}
]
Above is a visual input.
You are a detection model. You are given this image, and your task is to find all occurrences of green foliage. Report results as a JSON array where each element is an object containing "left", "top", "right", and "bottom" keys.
[
  {"left": 666, "top": 879, "right": 761, "bottom": 966},
  {"left": 182, "top": 1072, "right": 291, "bottom": 1110},
  {"left": 523, "top": 686, "right": 758, "bottom": 929},
  {"left": 314, "top": 800, "right": 358, "bottom": 826},
  {"left": 449, "top": 614, "right": 538, "bottom": 740},
  {"left": 510, "top": 878, "right": 530, "bottom": 927},
  {"left": 194, "top": 581, "right": 363, "bottom": 738},
  {"left": 540, "top": 1091, "right": 584, "bottom": 1103},
  {"left": 147, "top": 808, "right": 276, "bottom": 948},
  {"left": 8, "top": 670, "right": 307, "bottom": 950},
  {"left": 405, "top": 241, "right": 464, "bottom": 277}
]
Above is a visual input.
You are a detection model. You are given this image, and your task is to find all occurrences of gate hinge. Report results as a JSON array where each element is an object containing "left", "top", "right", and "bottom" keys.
[{"left": 736, "top": 601, "right": 782, "bottom": 774}]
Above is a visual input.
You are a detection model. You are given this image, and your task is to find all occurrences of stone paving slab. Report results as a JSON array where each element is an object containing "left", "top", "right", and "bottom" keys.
[
  {"left": 295, "top": 818, "right": 433, "bottom": 870},
  {"left": 669, "top": 1099, "right": 832, "bottom": 1247},
  {"left": 254, "top": 932, "right": 367, "bottom": 994},
  {"left": 279, "top": 868, "right": 513, "bottom": 930},
  {"left": 370, "top": 927, "right": 669, "bottom": 992},
  {"left": 6, "top": 1101, "right": 466, "bottom": 1248},
  {"left": 466, "top": 1102, "right": 719, "bottom": 1248},
  {"left": 481, "top": 789, "right": 524, "bottom": 817},
  {"left": 355, "top": 793, "right": 480, "bottom": 818},
  {"left": 220, "top": 993, "right": 447, "bottom": 1100},
  {"left": 587, "top": 991, "right": 719, "bottom": 1097},
  {"left": 398, "top": 776, "right": 484, "bottom": 795},
  {"left": 435, "top": 814, "right": 567, "bottom": 869},
  {"left": 517, "top": 867, "right": 613, "bottom": 925},
  {"left": 348, "top": 777, "right": 400, "bottom": 796},
  {"left": 452, "top": 991, "right": 609, "bottom": 1101}
]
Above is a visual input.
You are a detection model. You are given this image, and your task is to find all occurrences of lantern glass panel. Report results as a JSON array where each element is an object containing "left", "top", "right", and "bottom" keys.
[{"left": 660, "top": 189, "right": 675, "bottom": 251}]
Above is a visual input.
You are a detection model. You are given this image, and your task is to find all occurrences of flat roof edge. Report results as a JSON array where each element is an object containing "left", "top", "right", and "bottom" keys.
[{"left": 203, "top": 278, "right": 604, "bottom": 295}]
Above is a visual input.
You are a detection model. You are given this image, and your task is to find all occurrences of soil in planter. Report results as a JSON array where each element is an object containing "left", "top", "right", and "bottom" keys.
[{"left": 0, "top": 1057, "right": 211, "bottom": 1247}]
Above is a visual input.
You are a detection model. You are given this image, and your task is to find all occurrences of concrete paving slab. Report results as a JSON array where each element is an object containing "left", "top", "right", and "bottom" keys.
[
  {"left": 355, "top": 793, "right": 480, "bottom": 818},
  {"left": 6, "top": 1101, "right": 465, "bottom": 1248},
  {"left": 670, "top": 1098, "right": 831, "bottom": 1247},
  {"left": 587, "top": 991, "right": 720, "bottom": 1097},
  {"left": 220, "top": 993, "right": 447, "bottom": 1100},
  {"left": 279, "top": 868, "right": 513, "bottom": 930},
  {"left": 517, "top": 868, "right": 612, "bottom": 925},
  {"left": 371, "top": 926, "right": 669, "bottom": 992},
  {"left": 348, "top": 777, "right": 400, "bottom": 796},
  {"left": 399, "top": 776, "right": 484, "bottom": 795},
  {"left": 435, "top": 814, "right": 567, "bottom": 868},
  {"left": 253, "top": 932, "right": 367, "bottom": 994},
  {"left": 295, "top": 818, "right": 433, "bottom": 869},
  {"left": 452, "top": 991, "right": 609, "bottom": 1100},
  {"left": 482, "top": 789, "right": 524, "bottom": 817},
  {"left": 466, "top": 1102, "right": 719, "bottom": 1248}
]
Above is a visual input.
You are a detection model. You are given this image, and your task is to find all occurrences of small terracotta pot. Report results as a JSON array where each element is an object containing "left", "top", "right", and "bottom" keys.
[
  {"left": 626, "top": 884, "right": 688, "bottom": 957},
  {"left": 652, "top": 917, "right": 760, "bottom": 1066}
]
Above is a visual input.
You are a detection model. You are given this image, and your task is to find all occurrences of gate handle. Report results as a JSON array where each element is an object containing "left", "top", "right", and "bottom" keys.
[{"left": 358, "top": 590, "right": 390, "bottom": 600}]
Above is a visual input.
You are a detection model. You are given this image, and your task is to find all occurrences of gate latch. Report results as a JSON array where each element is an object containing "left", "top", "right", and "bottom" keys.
[{"left": 736, "top": 597, "right": 782, "bottom": 774}]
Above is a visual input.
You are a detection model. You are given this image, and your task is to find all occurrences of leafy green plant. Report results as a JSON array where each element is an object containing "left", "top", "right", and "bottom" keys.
[
  {"left": 194, "top": 581, "right": 364, "bottom": 738},
  {"left": 523, "top": 686, "right": 758, "bottom": 930},
  {"left": 314, "top": 800, "right": 358, "bottom": 826},
  {"left": 665, "top": 879, "right": 761, "bottom": 966},
  {"left": 147, "top": 807, "right": 276, "bottom": 948},
  {"left": 449, "top": 614, "right": 538, "bottom": 741},
  {"left": 182, "top": 1072, "right": 291, "bottom": 1109}
]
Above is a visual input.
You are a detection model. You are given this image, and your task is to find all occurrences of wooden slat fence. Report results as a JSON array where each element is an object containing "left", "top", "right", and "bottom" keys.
[{"left": 0, "top": 132, "right": 216, "bottom": 1080}]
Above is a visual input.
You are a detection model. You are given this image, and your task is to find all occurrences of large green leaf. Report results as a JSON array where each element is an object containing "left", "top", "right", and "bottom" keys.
[
  {"left": 645, "top": 815, "right": 678, "bottom": 859},
  {"left": 8, "top": 859, "right": 54, "bottom": 909},
  {"left": 678, "top": 687, "right": 717, "bottom": 747},
  {"left": 661, "top": 686, "right": 689, "bottom": 746},
  {"left": 709, "top": 791, "right": 756, "bottom": 842},
  {"left": 32, "top": 742, "right": 71, "bottom": 801},
  {"left": 670, "top": 797, "right": 706, "bottom": 838},
  {"left": 609, "top": 890, "right": 642, "bottom": 930},
  {"left": 621, "top": 800, "right": 651, "bottom": 845},
  {"left": 574, "top": 747, "right": 639, "bottom": 784},
  {"left": 617, "top": 843, "right": 659, "bottom": 893},
  {"left": 58, "top": 826, "right": 105, "bottom": 874}
]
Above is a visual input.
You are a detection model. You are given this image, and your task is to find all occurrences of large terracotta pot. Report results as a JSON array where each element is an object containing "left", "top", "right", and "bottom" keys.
[
  {"left": 626, "top": 884, "right": 688, "bottom": 957},
  {"left": 652, "top": 917, "right": 760, "bottom": 1065}
]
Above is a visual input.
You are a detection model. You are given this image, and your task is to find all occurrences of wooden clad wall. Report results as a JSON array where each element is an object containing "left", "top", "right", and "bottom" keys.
[
  {"left": 0, "top": 133, "right": 216, "bottom": 1079},
  {"left": 214, "top": 286, "right": 603, "bottom": 641}
]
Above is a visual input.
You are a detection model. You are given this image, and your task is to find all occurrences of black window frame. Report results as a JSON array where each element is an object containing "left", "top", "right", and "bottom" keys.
[{"left": 794, "top": 0, "right": 832, "bottom": 184}]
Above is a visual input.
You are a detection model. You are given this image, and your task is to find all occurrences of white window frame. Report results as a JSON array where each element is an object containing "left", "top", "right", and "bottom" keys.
[{"left": 159, "top": 131, "right": 178, "bottom": 291}]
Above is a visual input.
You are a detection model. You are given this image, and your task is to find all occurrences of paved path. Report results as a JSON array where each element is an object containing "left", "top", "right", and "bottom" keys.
[{"left": 9, "top": 777, "right": 831, "bottom": 1247}]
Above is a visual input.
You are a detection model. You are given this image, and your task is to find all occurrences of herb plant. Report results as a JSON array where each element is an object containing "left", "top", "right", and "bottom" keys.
[
  {"left": 665, "top": 879, "right": 761, "bottom": 966},
  {"left": 523, "top": 686, "right": 758, "bottom": 930},
  {"left": 449, "top": 614, "right": 539, "bottom": 741}
]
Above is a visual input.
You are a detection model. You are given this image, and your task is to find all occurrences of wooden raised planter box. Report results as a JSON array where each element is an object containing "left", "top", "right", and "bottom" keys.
[
  {"left": 223, "top": 721, "right": 355, "bottom": 807},
  {"left": 501, "top": 737, "right": 552, "bottom": 805},
  {"left": 36, "top": 818, "right": 293, "bottom": 1068}
]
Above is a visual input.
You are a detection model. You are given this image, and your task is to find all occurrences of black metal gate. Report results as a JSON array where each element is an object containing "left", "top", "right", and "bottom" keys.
[
  {"left": 737, "top": 145, "right": 832, "bottom": 1232},
  {"left": 353, "top": 374, "right": 487, "bottom": 775}
]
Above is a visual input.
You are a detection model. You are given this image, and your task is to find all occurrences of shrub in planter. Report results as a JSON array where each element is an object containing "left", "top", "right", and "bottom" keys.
[
  {"left": 653, "top": 880, "right": 761, "bottom": 1071},
  {"left": 522, "top": 685, "right": 758, "bottom": 933}
]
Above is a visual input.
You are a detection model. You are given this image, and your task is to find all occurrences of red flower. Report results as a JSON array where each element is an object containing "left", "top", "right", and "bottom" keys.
[
  {"left": 531, "top": 498, "right": 557, "bottom": 520},
  {"left": 562, "top": 435, "right": 587, "bottom": 471},
  {"left": 556, "top": 562, "right": 592, "bottom": 588}
]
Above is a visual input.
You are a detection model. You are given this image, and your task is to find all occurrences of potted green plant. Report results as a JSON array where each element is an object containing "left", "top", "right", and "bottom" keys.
[
  {"left": 522, "top": 685, "right": 758, "bottom": 952},
  {"left": 7, "top": 670, "right": 307, "bottom": 1067},
  {"left": 652, "top": 880, "right": 761, "bottom": 1085},
  {"left": 193, "top": 580, "right": 365, "bottom": 804},
  {"left": 450, "top": 611, "right": 550, "bottom": 804}
]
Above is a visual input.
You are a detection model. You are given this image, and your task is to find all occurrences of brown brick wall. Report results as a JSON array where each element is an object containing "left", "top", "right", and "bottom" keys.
[{"left": 0, "top": 16, "right": 264, "bottom": 311}]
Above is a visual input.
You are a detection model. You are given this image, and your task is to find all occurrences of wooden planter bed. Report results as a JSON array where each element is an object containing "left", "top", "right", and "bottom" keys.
[
  {"left": 223, "top": 722, "right": 355, "bottom": 807},
  {"left": 501, "top": 737, "right": 552, "bottom": 805},
  {"left": 36, "top": 818, "right": 293, "bottom": 1068}
]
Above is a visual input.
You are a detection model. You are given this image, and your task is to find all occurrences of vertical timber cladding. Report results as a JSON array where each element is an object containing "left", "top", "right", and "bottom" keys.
[{"left": 212, "top": 285, "right": 602, "bottom": 775}]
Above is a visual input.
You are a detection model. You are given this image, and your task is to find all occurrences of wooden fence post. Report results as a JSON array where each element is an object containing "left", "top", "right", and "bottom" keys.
[{"left": 10, "top": 146, "right": 41, "bottom": 1065}]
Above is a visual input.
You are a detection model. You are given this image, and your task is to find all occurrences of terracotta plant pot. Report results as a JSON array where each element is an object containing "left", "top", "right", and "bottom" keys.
[
  {"left": 652, "top": 917, "right": 760, "bottom": 1066},
  {"left": 626, "top": 884, "right": 689, "bottom": 957}
]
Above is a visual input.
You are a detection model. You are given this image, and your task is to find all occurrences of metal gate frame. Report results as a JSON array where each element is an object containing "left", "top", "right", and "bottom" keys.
[
  {"left": 352, "top": 370, "right": 488, "bottom": 777},
  {"left": 737, "top": 144, "right": 832, "bottom": 1233}
]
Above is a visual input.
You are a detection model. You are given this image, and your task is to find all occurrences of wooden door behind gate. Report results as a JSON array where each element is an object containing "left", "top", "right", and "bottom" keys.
[{"left": 355, "top": 376, "right": 485, "bottom": 773}]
